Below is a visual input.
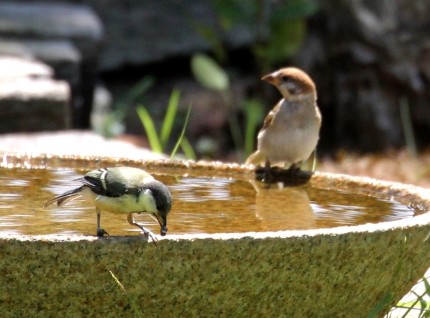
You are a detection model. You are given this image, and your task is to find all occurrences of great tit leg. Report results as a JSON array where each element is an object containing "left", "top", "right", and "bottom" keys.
[
  {"left": 127, "top": 213, "right": 158, "bottom": 244},
  {"left": 96, "top": 208, "right": 109, "bottom": 237}
]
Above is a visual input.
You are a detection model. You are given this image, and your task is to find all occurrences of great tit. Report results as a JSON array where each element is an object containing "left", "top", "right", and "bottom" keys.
[{"left": 44, "top": 167, "right": 172, "bottom": 241}]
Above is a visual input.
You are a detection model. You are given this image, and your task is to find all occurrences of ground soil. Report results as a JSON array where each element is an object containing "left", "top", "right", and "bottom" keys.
[{"left": 317, "top": 148, "right": 430, "bottom": 188}]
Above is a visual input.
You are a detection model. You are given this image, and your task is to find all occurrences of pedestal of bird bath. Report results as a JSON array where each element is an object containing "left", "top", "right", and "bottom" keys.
[{"left": 0, "top": 153, "right": 429, "bottom": 317}]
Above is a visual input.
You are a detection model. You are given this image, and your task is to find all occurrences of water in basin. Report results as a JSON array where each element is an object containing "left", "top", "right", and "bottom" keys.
[{"left": 0, "top": 167, "right": 416, "bottom": 236}]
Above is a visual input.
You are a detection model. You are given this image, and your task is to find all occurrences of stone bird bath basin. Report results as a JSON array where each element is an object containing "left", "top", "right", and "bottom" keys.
[{"left": 0, "top": 153, "right": 429, "bottom": 317}]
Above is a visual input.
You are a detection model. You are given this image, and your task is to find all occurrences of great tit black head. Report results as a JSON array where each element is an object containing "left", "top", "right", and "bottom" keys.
[{"left": 141, "top": 180, "right": 172, "bottom": 236}]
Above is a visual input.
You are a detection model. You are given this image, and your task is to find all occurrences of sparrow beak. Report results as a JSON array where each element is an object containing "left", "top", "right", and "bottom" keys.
[{"left": 261, "top": 73, "right": 279, "bottom": 85}]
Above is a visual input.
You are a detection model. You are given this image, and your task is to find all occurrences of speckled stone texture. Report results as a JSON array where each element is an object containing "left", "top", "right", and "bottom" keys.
[
  {"left": 0, "top": 227, "right": 429, "bottom": 317},
  {"left": 0, "top": 154, "right": 429, "bottom": 317}
]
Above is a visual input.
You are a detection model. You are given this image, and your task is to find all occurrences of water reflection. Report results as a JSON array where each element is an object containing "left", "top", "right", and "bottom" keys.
[
  {"left": 0, "top": 167, "right": 417, "bottom": 236},
  {"left": 250, "top": 180, "right": 316, "bottom": 230},
  {"left": 172, "top": 177, "right": 237, "bottom": 202}
]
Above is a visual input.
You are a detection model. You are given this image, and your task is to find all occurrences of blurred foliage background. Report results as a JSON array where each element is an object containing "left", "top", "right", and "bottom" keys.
[{"left": 2, "top": 0, "right": 430, "bottom": 175}]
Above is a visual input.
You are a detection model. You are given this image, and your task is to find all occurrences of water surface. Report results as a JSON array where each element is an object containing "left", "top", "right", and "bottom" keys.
[{"left": 0, "top": 167, "right": 416, "bottom": 236}]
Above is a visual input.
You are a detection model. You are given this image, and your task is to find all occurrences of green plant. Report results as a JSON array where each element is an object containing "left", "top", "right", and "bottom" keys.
[
  {"left": 368, "top": 293, "right": 395, "bottom": 318},
  {"left": 399, "top": 96, "right": 418, "bottom": 158},
  {"left": 195, "top": 0, "right": 319, "bottom": 73},
  {"left": 191, "top": 53, "right": 264, "bottom": 159},
  {"left": 252, "top": 0, "right": 319, "bottom": 73},
  {"left": 136, "top": 89, "right": 195, "bottom": 159},
  {"left": 242, "top": 98, "right": 265, "bottom": 157},
  {"left": 386, "top": 275, "right": 430, "bottom": 318},
  {"left": 96, "top": 77, "right": 154, "bottom": 138},
  {"left": 300, "top": 150, "right": 318, "bottom": 172}
]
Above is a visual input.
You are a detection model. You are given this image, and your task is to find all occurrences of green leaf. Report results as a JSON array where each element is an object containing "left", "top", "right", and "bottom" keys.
[
  {"left": 170, "top": 104, "right": 193, "bottom": 159},
  {"left": 400, "top": 96, "right": 417, "bottom": 158},
  {"left": 191, "top": 53, "right": 229, "bottom": 92},
  {"left": 255, "top": 19, "right": 306, "bottom": 63},
  {"left": 180, "top": 137, "right": 196, "bottom": 160},
  {"left": 271, "top": 0, "right": 319, "bottom": 22},
  {"left": 367, "top": 293, "right": 394, "bottom": 318},
  {"left": 213, "top": 0, "right": 256, "bottom": 28},
  {"left": 161, "top": 89, "right": 180, "bottom": 149},
  {"left": 423, "top": 276, "right": 430, "bottom": 295},
  {"left": 243, "top": 98, "right": 264, "bottom": 157},
  {"left": 193, "top": 24, "right": 227, "bottom": 62},
  {"left": 116, "top": 77, "right": 154, "bottom": 111},
  {"left": 136, "top": 105, "right": 163, "bottom": 153}
]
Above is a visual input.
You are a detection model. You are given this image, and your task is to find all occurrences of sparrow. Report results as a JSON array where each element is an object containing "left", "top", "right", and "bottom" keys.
[
  {"left": 246, "top": 67, "right": 322, "bottom": 179},
  {"left": 44, "top": 167, "right": 172, "bottom": 241}
]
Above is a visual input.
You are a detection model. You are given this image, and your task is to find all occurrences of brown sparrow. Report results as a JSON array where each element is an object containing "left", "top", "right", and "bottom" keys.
[{"left": 246, "top": 67, "right": 322, "bottom": 176}]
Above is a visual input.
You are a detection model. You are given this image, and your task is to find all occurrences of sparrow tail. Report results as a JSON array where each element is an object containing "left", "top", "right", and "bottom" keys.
[{"left": 245, "top": 150, "right": 265, "bottom": 165}]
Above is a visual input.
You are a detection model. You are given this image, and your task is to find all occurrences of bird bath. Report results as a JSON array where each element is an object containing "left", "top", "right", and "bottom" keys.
[{"left": 0, "top": 153, "right": 429, "bottom": 317}]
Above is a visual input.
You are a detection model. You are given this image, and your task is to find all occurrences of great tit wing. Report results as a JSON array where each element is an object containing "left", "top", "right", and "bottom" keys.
[{"left": 82, "top": 169, "right": 126, "bottom": 197}]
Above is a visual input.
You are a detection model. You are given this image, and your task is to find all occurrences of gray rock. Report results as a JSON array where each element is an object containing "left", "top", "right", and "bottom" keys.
[
  {"left": 294, "top": 0, "right": 430, "bottom": 151},
  {"left": 0, "top": 55, "right": 53, "bottom": 79},
  {"left": 0, "top": 2, "right": 104, "bottom": 128},
  {"left": 0, "top": 57, "right": 70, "bottom": 132},
  {"left": 0, "top": 38, "right": 81, "bottom": 85},
  {"left": 0, "top": 2, "right": 103, "bottom": 42},
  {"left": 69, "top": 0, "right": 252, "bottom": 70}
]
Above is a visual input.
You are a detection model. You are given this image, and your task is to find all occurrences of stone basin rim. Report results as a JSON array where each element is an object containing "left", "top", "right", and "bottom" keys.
[
  {"left": 1, "top": 152, "right": 430, "bottom": 242},
  {"left": 1, "top": 207, "right": 430, "bottom": 243}
]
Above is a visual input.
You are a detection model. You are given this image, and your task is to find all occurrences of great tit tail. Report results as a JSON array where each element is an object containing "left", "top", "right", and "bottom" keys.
[{"left": 43, "top": 186, "right": 84, "bottom": 208}]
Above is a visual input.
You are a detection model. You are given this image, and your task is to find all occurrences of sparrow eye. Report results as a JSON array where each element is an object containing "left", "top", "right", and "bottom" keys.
[
  {"left": 281, "top": 77, "right": 301, "bottom": 95},
  {"left": 280, "top": 75, "right": 290, "bottom": 83}
]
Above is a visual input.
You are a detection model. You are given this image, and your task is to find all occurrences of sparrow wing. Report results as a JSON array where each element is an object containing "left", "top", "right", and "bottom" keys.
[{"left": 260, "top": 102, "right": 281, "bottom": 131}]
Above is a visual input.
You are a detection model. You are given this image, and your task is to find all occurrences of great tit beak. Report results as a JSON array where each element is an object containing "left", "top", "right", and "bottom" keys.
[{"left": 152, "top": 214, "right": 168, "bottom": 236}]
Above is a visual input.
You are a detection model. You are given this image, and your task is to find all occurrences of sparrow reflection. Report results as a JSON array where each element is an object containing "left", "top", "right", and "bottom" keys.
[{"left": 250, "top": 180, "right": 316, "bottom": 231}]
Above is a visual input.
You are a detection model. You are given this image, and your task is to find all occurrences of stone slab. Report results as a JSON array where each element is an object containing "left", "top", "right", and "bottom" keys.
[
  {"left": 0, "top": 2, "right": 103, "bottom": 43},
  {"left": 0, "top": 77, "right": 70, "bottom": 132},
  {"left": 0, "top": 38, "right": 81, "bottom": 84},
  {"left": 0, "top": 131, "right": 165, "bottom": 159},
  {"left": 0, "top": 55, "right": 52, "bottom": 79}
]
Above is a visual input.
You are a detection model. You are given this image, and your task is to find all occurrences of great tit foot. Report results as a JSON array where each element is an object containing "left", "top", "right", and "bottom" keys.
[
  {"left": 96, "top": 229, "right": 109, "bottom": 237},
  {"left": 142, "top": 230, "right": 158, "bottom": 244}
]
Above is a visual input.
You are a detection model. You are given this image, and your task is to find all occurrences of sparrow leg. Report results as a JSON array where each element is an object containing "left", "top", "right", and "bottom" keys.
[
  {"left": 286, "top": 162, "right": 304, "bottom": 181},
  {"left": 96, "top": 208, "right": 109, "bottom": 237},
  {"left": 288, "top": 162, "right": 301, "bottom": 173},
  {"left": 127, "top": 213, "right": 158, "bottom": 244},
  {"left": 263, "top": 159, "right": 273, "bottom": 185}
]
